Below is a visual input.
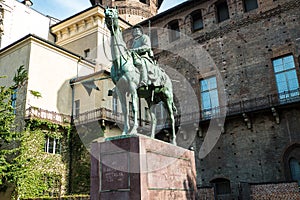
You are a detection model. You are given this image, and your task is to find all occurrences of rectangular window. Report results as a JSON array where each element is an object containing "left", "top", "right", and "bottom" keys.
[
  {"left": 216, "top": 1, "right": 230, "bottom": 22},
  {"left": 75, "top": 100, "right": 80, "bottom": 117},
  {"left": 113, "top": 96, "right": 118, "bottom": 114},
  {"left": 45, "top": 137, "right": 61, "bottom": 154},
  {"left": 11, "top": 88, "right": 17, "bottom": 114},
  {"left": 84, "top": 49, "right": 90, "bottom": 58},
  {"left": 151, "top": 29, "right": 158, "bottom": 48},
  {"left": 169, "top": 20, "right": 180, "bottom": 42},
  {"left": 191, "top": 11, "right": 203, "bottom": 32},
  {"left": 243, "top": 0, "right": 258, "bottom": 12},
  {"left": 273, "top": 55, "right": 299, "bottom": 102},
  {"left": 200, "top": 76, "right": 220, "bottom": 119}
]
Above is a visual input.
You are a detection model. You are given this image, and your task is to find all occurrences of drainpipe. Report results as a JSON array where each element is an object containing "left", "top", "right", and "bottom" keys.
[{"left": 68, "top": 79, "right": 75, "bottom": 193}]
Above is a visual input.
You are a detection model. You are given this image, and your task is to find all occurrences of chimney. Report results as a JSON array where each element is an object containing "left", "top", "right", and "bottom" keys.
[{"left": 22, "top": 0, "right": 33, "bottom": 7}]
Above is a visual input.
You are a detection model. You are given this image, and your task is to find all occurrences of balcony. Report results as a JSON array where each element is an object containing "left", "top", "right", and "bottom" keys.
[
  {"left": 73, "top": 107, "right": 183, "bottom": 128},
  {"left": 201, "top": 89, "right": 300, "bottom": 120},
  {"left": 72, "top": 89, "right": 300, "bottom": 127},
  {"left": 25, "top": 107, "right": 71, "bottom": 126}
]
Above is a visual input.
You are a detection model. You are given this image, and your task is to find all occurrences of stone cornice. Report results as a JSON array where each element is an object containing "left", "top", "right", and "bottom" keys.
[
  {"left": 55, "top": 26, "right": 109, "bottom": 46},
  {"left": 51, "top": 6, "right": 130, "bottom": 45},
  {"left": 0, "top": 34, "right": 95, "bottom": 69}
]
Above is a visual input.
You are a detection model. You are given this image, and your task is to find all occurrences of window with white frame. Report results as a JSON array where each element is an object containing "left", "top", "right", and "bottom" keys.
[
  {"left": 45, "top": 136, "right": 61, "bottom": 154},
  {"left": 200, "top": 76, "right": 220, "bottom": 119},
  {"left": 272, "top": 55, "right": 299, "bottom": 101}
]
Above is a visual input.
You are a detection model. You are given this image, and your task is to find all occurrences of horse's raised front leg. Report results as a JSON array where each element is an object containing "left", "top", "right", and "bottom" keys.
[
  {"left": 117, "top": 89, "right": 129, "bottom": 135},
  {"left": 128, "top": 83, "right": 138, "bottom": 134}
]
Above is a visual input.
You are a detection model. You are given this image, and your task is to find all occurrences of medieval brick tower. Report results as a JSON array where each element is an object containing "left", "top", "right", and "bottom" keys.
[{"left": 89, "top": 0, "right": 164, "bottom": 24}]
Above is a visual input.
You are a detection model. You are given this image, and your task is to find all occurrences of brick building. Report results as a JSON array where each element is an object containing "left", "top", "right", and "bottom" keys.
[{"left": 135, "top": 0, "right": 300, "bottom": 199}]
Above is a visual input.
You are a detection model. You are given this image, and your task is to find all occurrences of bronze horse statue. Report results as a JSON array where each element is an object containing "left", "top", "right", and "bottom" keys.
[{"left": 105, "top": 8, "right": 177, "bottom": 145}]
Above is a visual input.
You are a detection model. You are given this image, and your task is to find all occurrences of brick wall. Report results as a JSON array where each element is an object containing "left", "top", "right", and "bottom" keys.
[{"left": 250, "top": 182, "right": 300, "bottom": 200}]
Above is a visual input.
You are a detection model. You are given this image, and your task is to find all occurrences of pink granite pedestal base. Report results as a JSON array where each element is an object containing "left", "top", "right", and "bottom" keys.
[{"left": 91, "top": 134, "right": 197, "bottom": 200}]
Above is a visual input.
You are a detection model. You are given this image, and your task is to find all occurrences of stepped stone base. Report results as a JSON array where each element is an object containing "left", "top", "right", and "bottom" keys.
[{"left": 91, "top": 134, "right": 197, "bottom": 200}]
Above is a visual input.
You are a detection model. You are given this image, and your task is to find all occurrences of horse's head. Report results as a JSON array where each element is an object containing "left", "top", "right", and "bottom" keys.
[{"left": 105, "top": 8, "right": 119, "bottom": 33}]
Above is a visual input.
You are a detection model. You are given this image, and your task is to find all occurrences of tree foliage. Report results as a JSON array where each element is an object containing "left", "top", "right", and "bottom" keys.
[
  {"left": 0, "top": 66, "right": 70, "bottom": 198},
  {"left": 0, "top": 66, "right": 28, "bottom": 190}
]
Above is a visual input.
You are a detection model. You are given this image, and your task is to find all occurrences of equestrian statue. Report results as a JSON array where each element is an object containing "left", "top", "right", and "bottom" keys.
[{"left": 104, "top": 8, "right": 177, "bottom": 145}]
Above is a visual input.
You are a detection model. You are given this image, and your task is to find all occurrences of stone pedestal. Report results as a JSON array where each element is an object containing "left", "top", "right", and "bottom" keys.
[{"left": 90, "top": 134, "right": 197, "bottom": 200}]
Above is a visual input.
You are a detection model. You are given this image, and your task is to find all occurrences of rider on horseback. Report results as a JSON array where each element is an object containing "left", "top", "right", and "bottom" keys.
[{"left": 130, "top": 25, "right": 155, "bottom": 87}]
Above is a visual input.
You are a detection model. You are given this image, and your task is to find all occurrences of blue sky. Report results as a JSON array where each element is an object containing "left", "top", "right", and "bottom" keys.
[{"left": 31, "top": 0, "right": 187, "bottom": 20}]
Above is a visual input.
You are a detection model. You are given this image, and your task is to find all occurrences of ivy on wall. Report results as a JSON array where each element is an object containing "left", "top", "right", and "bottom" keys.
[
  {"left": 0, "top": 66, "right": 72, "bottom": 199},
  {"left": 0, "top": 66, "right": 28, "bottom": 192},
  {"left": 12, "top": 119, "right": 71, "bottom": 199}
]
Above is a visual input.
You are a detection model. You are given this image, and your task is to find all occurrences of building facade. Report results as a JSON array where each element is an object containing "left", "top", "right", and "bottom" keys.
[
  {"left": 0, "top": 0, "right": 58, "bottom": 49},
  {"left": 0, "top": 0, "right": 300, "bottom": 199}
]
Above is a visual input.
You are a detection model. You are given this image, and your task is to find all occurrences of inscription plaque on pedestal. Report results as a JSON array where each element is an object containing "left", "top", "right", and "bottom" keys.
[
  {"left": 91, "top": 135, "right": 197, "bottom": 200},
  {"left": 101, "top": 152, "right": 129, "bottom": 191}
]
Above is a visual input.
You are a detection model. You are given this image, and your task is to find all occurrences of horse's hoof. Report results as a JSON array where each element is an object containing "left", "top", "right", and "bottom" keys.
[{"left": 122, "top": 132, "right": 127, "bottom": 135}]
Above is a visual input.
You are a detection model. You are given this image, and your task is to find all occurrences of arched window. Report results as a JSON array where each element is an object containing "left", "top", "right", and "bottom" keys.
[
  {"left": 289, "top": 158, "right": 300, "bottom": 185},
  {"left": 168, "top": 20, "right": 180, "bottom": 42},
  {"left": 283, "top": 144, "right": 300, "bottom": 183},
  {"left": 210, "top": 178, "right": 231, "bottom": 196},
  {"left": 190, "top": 10, "right": 203, "bottom": 32}
]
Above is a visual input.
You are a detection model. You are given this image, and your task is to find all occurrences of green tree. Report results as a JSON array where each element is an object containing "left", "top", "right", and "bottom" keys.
[{"left": 0, "top": 66, "right": 28, "bottom": 192}]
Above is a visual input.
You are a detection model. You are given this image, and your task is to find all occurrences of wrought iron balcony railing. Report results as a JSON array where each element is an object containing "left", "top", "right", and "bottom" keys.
[
  {"left": 73, "top": 89, "right": 300, "bottom": 126},
  {"left": 201, "top": 89, "right": 300, "bottom": 120}
]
